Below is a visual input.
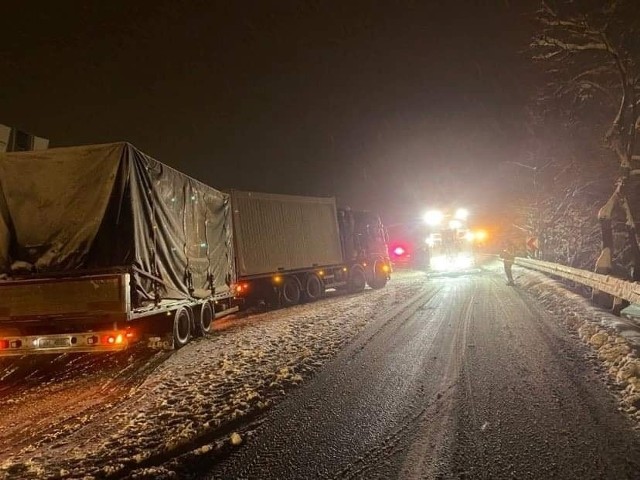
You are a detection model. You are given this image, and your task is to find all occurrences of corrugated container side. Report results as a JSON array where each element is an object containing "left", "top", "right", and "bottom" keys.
[{"left": 231, "top": 191, "right": 344, "bottom": 277}]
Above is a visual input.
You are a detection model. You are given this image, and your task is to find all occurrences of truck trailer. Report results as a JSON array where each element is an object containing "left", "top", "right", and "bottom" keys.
[
  {"left": 0, "top": 143, "right": 237, "bottom": 355},
  {"left": 230, "top": 190, "right": 391, "bottom": 307},
  {"left": 0, "top": 144, "right": 391, "bottom": 356}
]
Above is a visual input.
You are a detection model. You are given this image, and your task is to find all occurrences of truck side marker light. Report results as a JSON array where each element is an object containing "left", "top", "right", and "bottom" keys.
[
  {"left": 363, "top": 263, "right": 367, "bottom": 267},
  {"left": 343, "top": 267, "right": 348, "bottom": 272},
  {"left": 318, "top": 270, "right": 324, "bottom": 276},
  {"left": 115, "top": 334, "right": 124, "bottom": 345},
  {"left": 273, "top": 276, "right": 282, "bottom": 284},
  {"left": 382, "top": 265, "right": 390, "bottom": 273},
  {"left": 126, "top": 331, "right": 135, "bottom": 339}
]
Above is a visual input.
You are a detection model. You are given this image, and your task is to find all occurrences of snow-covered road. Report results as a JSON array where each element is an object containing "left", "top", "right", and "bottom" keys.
[
  {"left": 1, "top": 265, "right": 640, "bottom": 479},
  {"left": 206, "top": 265, "right": 640, "bottom": 479},
  {"left": 0, "top": 271, "right": 429, "bottom": 479}
]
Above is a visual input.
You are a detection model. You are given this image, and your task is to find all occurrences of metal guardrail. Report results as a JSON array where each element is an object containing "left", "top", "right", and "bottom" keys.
[{"left": 514, "top": 257, "right": 640, "bottom": 305}]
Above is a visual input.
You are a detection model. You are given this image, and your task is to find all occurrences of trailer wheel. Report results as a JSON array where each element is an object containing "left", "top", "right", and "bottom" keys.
[
  {"left": 368, "top": 262, "right": 388, "bottom": 290},
  {"left": 348, "top": 265, "right": 366, "bottom": 293},
  {"left": 195, "top": 301, "right": 214, "bottom": 336},
  {"left": 281, "top": 276, "right": 301, "bottom": 306},
  {"left": 173, "top": 307, "right": 192, "bottom": 349},
  {"left": 304, "top": 273, "right": 323, "bottom": 302}
]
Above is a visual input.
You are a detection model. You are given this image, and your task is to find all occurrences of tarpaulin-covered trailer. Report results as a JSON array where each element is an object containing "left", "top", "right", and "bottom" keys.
[{"left": 0, "top": 143, "right": 236, "bottom": 355}]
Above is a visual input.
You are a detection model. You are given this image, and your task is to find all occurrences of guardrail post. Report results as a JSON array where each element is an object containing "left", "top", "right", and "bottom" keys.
[{"left": 593, "top": 246, "right": 615, "bottom": 310}]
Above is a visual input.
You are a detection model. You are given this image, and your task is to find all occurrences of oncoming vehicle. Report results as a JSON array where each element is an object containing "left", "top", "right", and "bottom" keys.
[
  {"left": 423, "top": 208, "right": 480, "bottom": 274},
  {"left": 427, "top": 228, "right": 475, "bottom": 273}
]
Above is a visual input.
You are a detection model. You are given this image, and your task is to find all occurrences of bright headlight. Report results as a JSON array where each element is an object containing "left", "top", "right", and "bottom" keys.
[
  {"left": 454, "top": 208, "right": 469, "bottom": 220},
  {"left": 430, "top": 255, "right": 450, "bottom": 271},
  {"left": 430, "top": 253, "right": 474, "bottom": 272},
  {"left": 423, "top": 210, "right": 444, "bottom": 226},
  {"left": 455, "top": 253, "right": 474, "bottom": 269}
]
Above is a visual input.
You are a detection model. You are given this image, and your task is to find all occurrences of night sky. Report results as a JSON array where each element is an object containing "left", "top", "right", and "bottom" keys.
[{"left": 2, "top": 1, "right": 538, "bottom": 225}]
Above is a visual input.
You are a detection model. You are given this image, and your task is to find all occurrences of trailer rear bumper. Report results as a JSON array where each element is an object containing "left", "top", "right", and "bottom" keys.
[
  {"left": 0, "top": 329, "right": 134, "bottom": 357},
  {"left": 0, "top": 271, "right": 239, "bottom": 356}
]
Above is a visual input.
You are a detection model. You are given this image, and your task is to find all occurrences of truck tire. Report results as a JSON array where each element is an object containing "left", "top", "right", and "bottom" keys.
[
  {"left": 173, "top": 307, "right": 192, "bottom": 349},
  {"left": 281, "top": 276, "right": 301, "bottom": 306},
  {"left": 368, "top": 262, "right": 388, "bottom": 290},
  {"left": 348, "top": 265, "right": 366, "bottom": 293},
  {"left": 304, "top": 273, "right": 323, "bottom": 302},
  {"left": 194, "top": 301, "right": 214, "bottom": 336}
]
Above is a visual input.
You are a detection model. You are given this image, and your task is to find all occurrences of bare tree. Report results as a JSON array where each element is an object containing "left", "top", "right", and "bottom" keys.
[{"left": 532, "top": 0, "right": 640, "bottom": 307}]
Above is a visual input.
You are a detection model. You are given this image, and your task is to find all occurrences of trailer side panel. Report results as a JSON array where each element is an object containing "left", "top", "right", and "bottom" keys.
[{"left": 231, "top": 191, "right": 343, "bottom": 277}]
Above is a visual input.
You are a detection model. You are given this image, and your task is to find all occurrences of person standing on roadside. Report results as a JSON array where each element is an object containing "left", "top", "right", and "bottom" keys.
[{"left": 500, "top": 243, "right": 515, "bottom": 286}]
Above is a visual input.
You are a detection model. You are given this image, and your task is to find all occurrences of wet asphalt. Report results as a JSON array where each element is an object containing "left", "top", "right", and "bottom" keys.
[{"left": 205, "top": 270, "right": 640, "bottom": 480}]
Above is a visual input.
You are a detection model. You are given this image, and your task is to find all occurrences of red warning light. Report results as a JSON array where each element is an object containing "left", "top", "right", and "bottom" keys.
[{"left": 393, "top": 246, "right": 406, "bottom": 256}]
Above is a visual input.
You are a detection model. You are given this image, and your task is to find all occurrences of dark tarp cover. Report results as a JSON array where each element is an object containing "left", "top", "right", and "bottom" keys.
[{"left": 0, "top": 143, "right": 234, "bottom": 307}]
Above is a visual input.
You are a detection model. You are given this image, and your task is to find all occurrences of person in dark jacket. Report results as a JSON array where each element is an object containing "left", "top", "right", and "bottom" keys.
[{"left": 500, "top": 244, "right": 515, "bottom": 286}]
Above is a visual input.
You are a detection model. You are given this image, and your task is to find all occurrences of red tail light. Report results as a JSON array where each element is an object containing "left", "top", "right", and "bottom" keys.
[
  {"left": 235, "top": 283, "right": 249, "bottom": 294},
  {"left": 0, "top": 340, "right": 9, "bottom": 350},
  {"left": 96, "top": 331, "right": 128, "bottom": 346}
]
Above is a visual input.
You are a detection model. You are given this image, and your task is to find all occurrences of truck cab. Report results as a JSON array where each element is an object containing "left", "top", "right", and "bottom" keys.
[{"left": 338, "top": 208, "right": 391, "bottom": 289}]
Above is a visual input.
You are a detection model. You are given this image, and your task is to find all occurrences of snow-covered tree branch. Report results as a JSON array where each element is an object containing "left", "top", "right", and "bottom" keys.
[{"left": 531, "top": 0, "right": 640, "bottom": 308}]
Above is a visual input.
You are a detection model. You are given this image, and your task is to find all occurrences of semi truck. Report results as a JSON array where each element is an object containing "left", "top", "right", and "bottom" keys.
[
  {"left": 0, "top": 143, "right": 390, "bottom": 356},
  {"left": 230, "top": 190, "right": 390, "bottom": 308}
]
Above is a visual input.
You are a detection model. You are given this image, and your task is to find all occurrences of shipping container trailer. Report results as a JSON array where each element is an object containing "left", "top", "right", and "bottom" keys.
[{"left": 230, "top": 190, "right": 391, "bottom": 308}]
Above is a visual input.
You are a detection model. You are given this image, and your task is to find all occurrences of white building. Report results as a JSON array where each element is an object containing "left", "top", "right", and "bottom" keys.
[{"left": 0, "top": 124, "right": 48, "bottom": 152}]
